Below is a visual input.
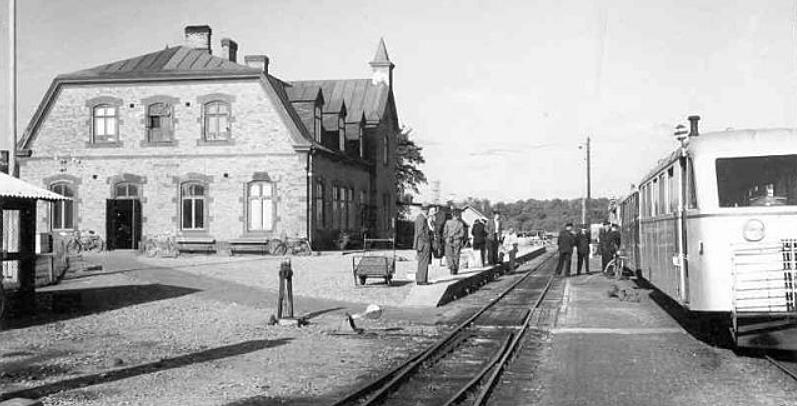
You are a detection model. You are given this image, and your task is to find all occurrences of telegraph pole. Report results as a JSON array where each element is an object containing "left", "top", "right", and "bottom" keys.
[
  {"left": 8, "top": 0, "right": 17, "bottom": 176},
  {"left": 580, "top": 136, "right": 592, "bottom": 226}
]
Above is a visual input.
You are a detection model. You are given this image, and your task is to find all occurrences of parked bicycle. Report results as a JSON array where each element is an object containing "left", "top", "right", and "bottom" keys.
[
  {"left": 267, "top": 237, "right": 313, "bottom": 256},
  {"left": 603, "top": 250, "right": 627, "bottom": 279},
  {"left": 64, "top": 230, "right": 104, "bottom": 255},
  {"left": 143, "top": 233, "right": 179, "bottom": 258}
]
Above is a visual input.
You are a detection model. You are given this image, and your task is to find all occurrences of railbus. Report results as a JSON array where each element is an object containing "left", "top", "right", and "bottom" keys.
[{"left": 615, "top": 116, "right": 797, "bottom": 349}]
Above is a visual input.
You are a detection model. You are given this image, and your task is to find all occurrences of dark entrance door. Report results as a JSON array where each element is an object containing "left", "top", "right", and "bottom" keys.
[{"left": 106, "top": 199, "right": 141, "bottom": 250}]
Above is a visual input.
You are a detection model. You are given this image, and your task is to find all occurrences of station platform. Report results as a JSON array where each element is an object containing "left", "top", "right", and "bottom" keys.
[
  {"left": 524, "top": 257, "right": 797, "bottom": 406},
  {"left": 401, "top": 245, "right": 547, "bottom": 307}
]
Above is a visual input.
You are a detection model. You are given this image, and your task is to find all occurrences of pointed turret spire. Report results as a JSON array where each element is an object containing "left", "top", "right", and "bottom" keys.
[{"left": 369, "top": 37, "right": 394, "bottom": 87}]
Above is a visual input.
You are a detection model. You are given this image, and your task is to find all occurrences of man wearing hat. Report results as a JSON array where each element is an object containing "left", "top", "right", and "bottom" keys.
[
  {"left": 485, "top": 210, "right": 503, "bottom": 265},
  {"left": 413, "top": 204, "right": 433, "bottom": 285},
  {"left": 555, "top": 222, "right": 577, "bottom": 276},
  {"left": 443, "top": 208, "right": 466, "bottom": 275}
]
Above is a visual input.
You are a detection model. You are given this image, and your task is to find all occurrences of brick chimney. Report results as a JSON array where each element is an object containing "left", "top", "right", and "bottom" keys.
[
  {"left": 245, "top": 55, "right": 269, "bottom": 74},
  {"left": 221, "top": 38, "right": 238, "bottom": 63},
  {"left": 688, "top": 115, "right": 700, "bottom": 137},
  {"left": 184, "top": 25, "right": 212, "bottom": 54}
]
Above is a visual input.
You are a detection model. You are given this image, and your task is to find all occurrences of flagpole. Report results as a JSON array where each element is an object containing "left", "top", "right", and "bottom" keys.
[{"left": 8, "top": 0, "right": 17, "bottom": 176}]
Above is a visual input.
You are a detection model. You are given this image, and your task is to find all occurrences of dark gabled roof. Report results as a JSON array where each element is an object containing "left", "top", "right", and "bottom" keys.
[
  {"left": 60, "top": 46, "right": 259, "bottom": 79},
  {"left": 289, "top": 79, "right": 390, "bottom": 124}
]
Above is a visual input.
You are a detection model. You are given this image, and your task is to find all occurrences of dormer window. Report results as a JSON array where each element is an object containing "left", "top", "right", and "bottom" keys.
[
  {"left": 314, "top": 105, "right": 322, "bottom": 142},
  {"left": 383, "top": 134, "right": 389, "bottom": 166},
  {"left": 338, "top": 116, "right": 346, "bottom": 152},
  {"left": 358, "top": 126, "right": 364, "bottom": 158}
]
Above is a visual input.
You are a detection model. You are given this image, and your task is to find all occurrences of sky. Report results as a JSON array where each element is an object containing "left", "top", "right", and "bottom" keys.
[{"left": 2, "top": 0, "right": 797, "bottom": 202}]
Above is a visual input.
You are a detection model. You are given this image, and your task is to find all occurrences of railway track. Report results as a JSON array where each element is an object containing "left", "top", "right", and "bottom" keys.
[
  {"left": 766, "top": 354, "right": 797, "bottom": 382},
  {"left": 330, "top": 253, "right": 558, "bottom": 406}
]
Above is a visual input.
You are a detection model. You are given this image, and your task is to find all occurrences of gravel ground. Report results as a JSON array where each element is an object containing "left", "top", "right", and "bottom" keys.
[{"left": 0, "top": 268, "right": 440, "bottom": 405}]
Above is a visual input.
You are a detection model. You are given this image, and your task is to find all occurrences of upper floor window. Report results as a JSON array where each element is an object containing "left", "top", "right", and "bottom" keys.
[
  {"left": 383, "top": 134, "right": 389, "bottom": 166},
  {"left": 203, "top": 101, "right": 231, "bottom": 141},
  {"left": 247, "top": 181, "right": 275, "bottom": 232},
  {"left": 181, "top": 183, "right": 206, "bottom": 230},
  {"left": 358, "top": 126, "right": 365, "bottom": 158},
  {"left": 50, "top": 183, "right": 75, "bottom": 230},
  {"left": 92, "top": 105, "right": 118, "bottom": 143},
  {"left": 147, "top": 102, "right": 174, "bottom": 143}
]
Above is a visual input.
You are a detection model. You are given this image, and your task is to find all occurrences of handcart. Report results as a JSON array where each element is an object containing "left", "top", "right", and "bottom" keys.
[{"left": 352, "top": 237, "right": 396, "bottom": 286}]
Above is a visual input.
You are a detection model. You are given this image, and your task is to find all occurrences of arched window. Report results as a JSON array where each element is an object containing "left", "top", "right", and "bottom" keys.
[
  {"left": 314, "top": 105, "right": 323, "bottom": 142},
  {"left": 92, "top": 104, "right": 118, "bottom": 143},
  {"left": 247, "top": 181, "right": 274, "bottom": 231},
  {"left": 383, "top": 134, "right": 389, "bottom": 166},
  {"left": 50, "top": 183, "right": 75, "bottom": 230},
  {"left": 147, "top": 102, "right": 174, "bottom": 143},
  {"left": 203, "top": 101, "right": 231, "bottom": 141},
  {"left": 181, "top": 183, "right": 206, "bottom": 230},
  {"left": 338, "top": 116, "right": 346, "bottom": 152}
]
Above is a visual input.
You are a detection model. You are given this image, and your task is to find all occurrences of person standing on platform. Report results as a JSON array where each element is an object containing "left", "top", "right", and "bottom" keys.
[
  {"left": 443, "top": 209, "right": 466, "bottom": 275},
  {"left": 471, "top": 219, "right": 487, "bottom": 267},
  {"left": 413, "top": 204, "right": 433, "bottom": 285},
  {"left": 598, "top": 221, "right": 612, "bottom": 271},
  {"left": 555, "top": 223, "right": 577, "bottom": 276},
  {"left": 485, "top": 210, "right": 503, "bottom": 265},
  {"left": 432, "top": 206, "right": 447, "bottom": 267},
  {"left": 575, "top": 227, "right": 591, "bottom": 275}
]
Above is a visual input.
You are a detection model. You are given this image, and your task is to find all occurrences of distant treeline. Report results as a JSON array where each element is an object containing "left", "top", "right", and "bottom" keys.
[{"left": 452, "top": 197, "right": 613, "bottom": 233}]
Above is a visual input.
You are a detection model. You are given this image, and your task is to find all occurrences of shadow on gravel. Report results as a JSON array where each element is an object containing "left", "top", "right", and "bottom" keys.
[
  {"left": 5, "top": 284, "right": 199, "bottom": 330},
  {"left": 634, "top": 278, "right": 734, "bottom": 348},
  {"left": 225, "top": 394, "right": 332, "bottom": 406},
  {"left": 0, "top": 338, "right": 293, "bottom": 401}
]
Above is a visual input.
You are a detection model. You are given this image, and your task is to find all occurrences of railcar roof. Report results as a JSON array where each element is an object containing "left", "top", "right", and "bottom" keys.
[{"left": 638, "top": 128, "right": 797, "bottom": 186}]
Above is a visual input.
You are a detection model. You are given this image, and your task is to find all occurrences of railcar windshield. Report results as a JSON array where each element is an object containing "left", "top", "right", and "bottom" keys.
[{"left": 716, "top": 155, "right": 797, "bottom": 207}]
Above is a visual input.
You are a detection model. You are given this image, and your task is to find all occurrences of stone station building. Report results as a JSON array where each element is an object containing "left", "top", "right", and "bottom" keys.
[{"left": 17, "top": 25, "right": 400, "bottom": 251}]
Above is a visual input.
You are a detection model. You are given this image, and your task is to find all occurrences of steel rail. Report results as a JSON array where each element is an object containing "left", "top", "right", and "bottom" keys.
[
  {"left": 765, "top": 355, "right": 797, "bottom": 382},
  {"left": 472, "top": 270, "right": 557, "bottom": 405},
  {"left": 328, "top": 252, "right": 554, "bottom": 406}
]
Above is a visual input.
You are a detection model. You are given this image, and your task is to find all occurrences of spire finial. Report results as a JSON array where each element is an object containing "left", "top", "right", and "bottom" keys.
[{"left": 370, "top": 37, "right": 393, "bottom": 67}]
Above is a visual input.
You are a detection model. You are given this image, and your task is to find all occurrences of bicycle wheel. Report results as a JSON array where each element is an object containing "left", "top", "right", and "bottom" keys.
[
  {"left": 144, "top": 240, "right": 159, "bottom": 257},
  {"left": 603, "top": 259, "right": 618, "bottom": 277},
  {"left": 65, "top": 239, "right": 81, "bottom": 255}
]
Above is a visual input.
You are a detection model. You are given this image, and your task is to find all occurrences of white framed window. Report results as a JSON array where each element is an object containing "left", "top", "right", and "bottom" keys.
[
  {"left": 339, "top": 116, "right": 346, "bottom": 152},
  {"left": 247, "top": 181, "right": 275, "bottom": 232},
  {"left": 203, "top": 101, "right": 231, "bottom": 141},
  {"left": 50, "top": 183, "right": 75, "bottom": 230},
  {"left": 147, "top": 102, "right": 174, "bottom": 143},
  {"left": 314, "top": 105, "right": 323, "bottom": 142},
  {"left": 315, "top": 181, "right": 325, "bottom": 229},
  {"left": 181, "top": 183, "right": 206, "bottom": 230},
  {"left": 92, "top": 104, "right": 118, "bottom": 143}
]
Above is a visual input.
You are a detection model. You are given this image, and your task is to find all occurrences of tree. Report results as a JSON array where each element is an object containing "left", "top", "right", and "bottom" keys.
[{"left": 395, "top": 127, "right": 427, "bottom": 196}]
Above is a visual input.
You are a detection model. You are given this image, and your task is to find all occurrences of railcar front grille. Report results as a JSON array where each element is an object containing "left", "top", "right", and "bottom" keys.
[{"left": 731, "top": 240, "right": 797, "bottom": 315}]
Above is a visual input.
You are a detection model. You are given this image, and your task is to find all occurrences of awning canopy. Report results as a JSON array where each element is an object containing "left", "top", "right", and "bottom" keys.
[{"left": 0, "top": 172, "right": 69, "bottom": 201}]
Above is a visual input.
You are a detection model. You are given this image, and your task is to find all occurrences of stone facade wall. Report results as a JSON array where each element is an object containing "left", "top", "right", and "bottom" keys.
[{"left": 20, "top": 79, "right": 309, "bottom": 244}]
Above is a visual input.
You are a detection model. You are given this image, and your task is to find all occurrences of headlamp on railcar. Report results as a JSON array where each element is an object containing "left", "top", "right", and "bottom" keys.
[{"left": 742, "top": 219, "right": 765, "bottom": 242}]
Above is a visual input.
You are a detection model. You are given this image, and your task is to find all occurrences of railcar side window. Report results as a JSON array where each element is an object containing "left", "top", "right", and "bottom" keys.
[
  {"left": 716, "top": 155, "right": 797, "bottom": 207},
  {"left": 687, "top": 158, "right": 698, "bottom": 209}
]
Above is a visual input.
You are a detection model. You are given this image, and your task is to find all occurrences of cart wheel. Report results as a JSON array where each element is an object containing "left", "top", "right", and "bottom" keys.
[{"left": 359, "top": 276, "right": 367, "bottom": 285}]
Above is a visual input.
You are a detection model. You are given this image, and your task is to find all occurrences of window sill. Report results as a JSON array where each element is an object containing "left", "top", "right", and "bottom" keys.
[
  {"left": 140, "top": 140, "right": 179, "bottom": 147},
  {"left": 196, "top": 139, "right": 235, "bottom": 146},
  {"left": 85, "top": 141, "right": 123, "bottom": 148}
]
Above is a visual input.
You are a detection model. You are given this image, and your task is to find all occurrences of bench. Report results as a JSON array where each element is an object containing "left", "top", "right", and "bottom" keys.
[
  {"left": 228, "top": 238, "right": 270, "bottom": 255},
  {"left": 175, "top": 236, "right": 216, "bottom": 254}
]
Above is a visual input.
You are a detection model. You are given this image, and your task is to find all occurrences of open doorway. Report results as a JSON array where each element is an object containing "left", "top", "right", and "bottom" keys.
[{"left": 106, "top": 183, "right": 142, "bottom": 250}]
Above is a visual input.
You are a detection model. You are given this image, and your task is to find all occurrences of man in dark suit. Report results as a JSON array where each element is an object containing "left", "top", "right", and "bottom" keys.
[
  {"left": 485, "top": 210, "right": 503, "bottom": 265},
  {"left": 555, "top": 223, "right": 577, "bottom": 276},
  {"left": 471, "top": 219, "right": 487, "bottom": 267},
  {"left": 413, "top": 204, "right": 433, "bottom": 285},
  {"left": 598, "top": 221, "right": 612, "bottom": 271},
  {"left": 575, "top": 227, "right": 591, "bottom": 275}
]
